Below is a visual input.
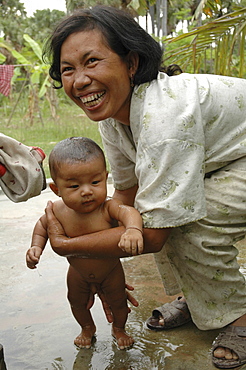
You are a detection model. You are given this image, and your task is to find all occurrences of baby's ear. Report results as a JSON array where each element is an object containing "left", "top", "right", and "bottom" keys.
[{"left": 49, "top": 182, "right": 60, "bottom": 196}]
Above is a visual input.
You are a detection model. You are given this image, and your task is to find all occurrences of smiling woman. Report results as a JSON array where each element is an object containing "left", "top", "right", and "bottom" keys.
[
  {"left": 43, "top": 5, "right": 246, "bottom": 369},
  {"left": 60, "top": 30, "right": 137, "bottom": 124}
]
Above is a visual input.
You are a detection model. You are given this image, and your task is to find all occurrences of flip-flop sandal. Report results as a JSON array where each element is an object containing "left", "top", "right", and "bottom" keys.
[
  {"left": 146, "top": 296, "right": 192, "bottom": 330},
  {"left": 212, "top": 325, "right": 246, "bottom": 369}
]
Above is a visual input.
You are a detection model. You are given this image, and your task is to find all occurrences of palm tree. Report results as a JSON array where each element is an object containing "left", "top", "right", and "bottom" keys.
[{"left": 163, "top": 6, "right": 246, "bottom": 77}]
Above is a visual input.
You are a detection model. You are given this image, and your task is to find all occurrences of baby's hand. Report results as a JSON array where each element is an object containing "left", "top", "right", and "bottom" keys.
[
  {"left": 118, "top": 228, "right": 143, "bottom": 256},
  {"left": 26, "top": 246, "right": 43, "bottom": 269}
]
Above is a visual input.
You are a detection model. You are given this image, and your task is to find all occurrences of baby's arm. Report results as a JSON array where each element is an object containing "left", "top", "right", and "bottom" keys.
[
  {"left": 26, "top": 214, "right": 48, "bottom": 269},
  {"left": 108, "top": 199, "right": 143, "bottom": 256}
]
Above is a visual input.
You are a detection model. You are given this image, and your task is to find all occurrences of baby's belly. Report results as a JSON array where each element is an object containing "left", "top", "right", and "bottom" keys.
[{"left": 67, "top": 256, "right": 119, "bottom": 283}]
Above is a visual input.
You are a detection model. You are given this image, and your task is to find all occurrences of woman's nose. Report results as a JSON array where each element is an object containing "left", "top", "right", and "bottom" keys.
[{"left": 73, "top": 69, "right": 91, "bottom": 90}]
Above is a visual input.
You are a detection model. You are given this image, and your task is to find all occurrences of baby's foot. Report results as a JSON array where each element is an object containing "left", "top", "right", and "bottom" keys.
[
  {"left": 74, "top": 324, "right": 96, "bottom": 349},
  {"left": 112, "top": 325, "right": 134, "bottom": 350}
]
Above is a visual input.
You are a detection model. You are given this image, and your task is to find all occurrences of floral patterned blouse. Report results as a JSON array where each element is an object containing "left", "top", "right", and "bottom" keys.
[{"left": 99, "top": 72, "right": 246, "bottom": 228}]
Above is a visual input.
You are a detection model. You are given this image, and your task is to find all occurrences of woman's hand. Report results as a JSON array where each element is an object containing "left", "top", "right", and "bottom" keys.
[
  {"left": 87, "top": 283, "right": 139, "bottom": 323},
  {"left": 125, "top": 282, "right": 139, "bottom": 308},
  {"left": 45, "top": 201, "right": 67, "bottom": 252}
]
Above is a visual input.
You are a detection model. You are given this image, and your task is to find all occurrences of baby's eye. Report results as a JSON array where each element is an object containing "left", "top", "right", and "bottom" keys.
[
  {"left": 69, "top": 184, "right": 79, "bottom": 188},
  {"left": 92, "top": 180, "right": 100, "bottom": 185}
]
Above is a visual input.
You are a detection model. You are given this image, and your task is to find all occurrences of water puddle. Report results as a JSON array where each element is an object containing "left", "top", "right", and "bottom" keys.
[{"left": 2, "top": 190, "right": 246, "bottom": 369}]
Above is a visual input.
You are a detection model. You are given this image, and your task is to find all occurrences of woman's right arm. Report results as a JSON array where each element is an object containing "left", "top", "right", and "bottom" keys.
[{"left": 45, "top": 200, "right": 171, "bottom": 258}]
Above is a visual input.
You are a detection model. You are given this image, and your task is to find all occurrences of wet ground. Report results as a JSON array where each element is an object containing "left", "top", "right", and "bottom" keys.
[{"left": 1, "top": 183, "right": 246, "bottom": 370}]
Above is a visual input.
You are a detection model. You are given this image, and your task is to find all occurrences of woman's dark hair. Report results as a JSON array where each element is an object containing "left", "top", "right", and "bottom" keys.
[{"left": 43, "top": 5, "right": 164, "bottom": 88}]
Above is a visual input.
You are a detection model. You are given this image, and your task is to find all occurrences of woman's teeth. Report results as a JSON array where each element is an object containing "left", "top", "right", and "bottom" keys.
[{"left": 80, "top": 92, "right": 105, "bottom": 106}]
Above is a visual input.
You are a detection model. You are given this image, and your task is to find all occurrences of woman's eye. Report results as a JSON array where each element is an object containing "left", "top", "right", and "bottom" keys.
[
  {"left": 88, "top": 58, "right": 98, "bottom": 65},
  {"left": 61, "top": 66, "right": 73, "bottom": 74}
]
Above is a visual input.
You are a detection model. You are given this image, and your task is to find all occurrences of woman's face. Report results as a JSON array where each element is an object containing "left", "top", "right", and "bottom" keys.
[{"left": 60, "top": 29, "right": 138, "bottom": 125}]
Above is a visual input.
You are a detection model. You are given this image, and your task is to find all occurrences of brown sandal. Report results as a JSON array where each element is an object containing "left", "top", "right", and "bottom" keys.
[
  {"left": 146, "top": 296, "right": 191, "bottom": 331},
  {"left": 212, "top": 325, "right": 246, "bottom": 369}
]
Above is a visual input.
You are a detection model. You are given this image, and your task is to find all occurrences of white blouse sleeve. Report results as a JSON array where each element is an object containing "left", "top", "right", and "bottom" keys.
[
  {"left": 99, "top": 119, "right": 138, "bottom": 190},
  {"left": 131, "top": 74, "right": 208, "bottom": 228}
]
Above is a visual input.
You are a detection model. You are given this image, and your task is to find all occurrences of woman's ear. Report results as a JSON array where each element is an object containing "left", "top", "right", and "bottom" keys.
[
  {"left": 127, "top": 51, "right": 139, "bottom": 76},
  {"left": 49, "top": 182, "right": 60, "bottom": 197}
]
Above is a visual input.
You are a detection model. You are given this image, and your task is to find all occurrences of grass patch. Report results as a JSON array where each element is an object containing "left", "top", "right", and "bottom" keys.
[{"left": 1, "top": 92, "right": 104, "bottom": 179}]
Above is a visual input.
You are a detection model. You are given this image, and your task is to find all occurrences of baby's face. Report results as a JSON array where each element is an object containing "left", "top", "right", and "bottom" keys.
[{"left": 55, "top": 157, "right": 108, "bottom": 213}]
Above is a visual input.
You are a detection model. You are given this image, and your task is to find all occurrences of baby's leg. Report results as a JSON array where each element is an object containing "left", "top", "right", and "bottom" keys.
[
  {"left": 102, "top": 261, "right": 134, "bottom": 349},
  {"left": 67, "top": 265, "right": 96, "bottom": 349}
]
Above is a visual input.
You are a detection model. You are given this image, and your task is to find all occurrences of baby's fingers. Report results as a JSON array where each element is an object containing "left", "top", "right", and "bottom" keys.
[
  {"left": 118, "top": 237, "right": 136, "bottom": 255},
  {"left": 129, "top": 240, "right": 139, "bottom": 256},
  {"left": 26, "top": 261, "right": 37, "bottom": 269},
  {"left": 137, "top": 239, "right": 144, "bottom": 254},
  {"left": 26, "top": 248, "right": 40, "bottom": 266},
  {"left": 26, "top": 254, "right": 38, "bottom": 269},
  {"left": 124, "top": 239, "right": 138, "bottom": 256},
  {"left": 26, "top": 249, "right": 38, "bottom": 260},
  {"left": 118, "top": 235, "right": 129, "bottom": 249},
  {"left": 118, "top": 239, "right": 129, "bottom": 253}
]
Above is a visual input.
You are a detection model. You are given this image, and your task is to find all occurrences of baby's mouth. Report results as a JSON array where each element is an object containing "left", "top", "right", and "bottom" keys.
[
  {"left": 80, "top": 91, "right": 105, "bottom": 107},
  {"left": 82, "top": 199, "right": 93, "bottom": 205}
]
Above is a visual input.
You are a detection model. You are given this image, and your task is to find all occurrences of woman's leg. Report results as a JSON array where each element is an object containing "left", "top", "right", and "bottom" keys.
[
  {"left": 67, "top": 265, "right": 96, "bottom": 348},
  {"left": 101, "top": 261, "right": 134, "bottom": 349},
  {"left": 168, "top": 158, "right": 246, "bottom": 330},
  {"left": 166, "top": 158, "right": 246, "bottom": 366}
]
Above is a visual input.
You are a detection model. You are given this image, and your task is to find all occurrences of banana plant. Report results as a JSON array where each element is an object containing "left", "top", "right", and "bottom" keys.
[
  {"left": 163, "top": 6, "right": 246, "bottom": 77},
  {"left": 23, "top": 34, "right": 51, "bottom": 99},
  {"left": 0, "top": 35, "right": 57, "bottom": 124},
  {"left": 0, "top": 35, "right": 50, "bottom": 97},
  {"left": 0, "top": 52, "right": 6, "bottom": 63}
]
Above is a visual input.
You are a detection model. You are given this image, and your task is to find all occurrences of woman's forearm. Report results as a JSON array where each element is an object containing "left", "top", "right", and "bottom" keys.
[
  {"left": 50, "top": 225, "right": 170, "bottom": 258},
  {"left": 51, "top": 226, "right": 128, "bottom": 257},
  {"left": 45, "top": 201, "right": 171, "bottom": 258}
]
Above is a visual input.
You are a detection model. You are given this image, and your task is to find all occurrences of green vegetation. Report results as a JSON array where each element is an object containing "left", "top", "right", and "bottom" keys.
[
  {"left": 1, "top": 0, "right": 246, "bottom": 180},
  {"left": 163, "top": 6, "right": 246, "bottom": 77},
  {"left": 1, "top": 92, "right": 103, "bottom": 179}
]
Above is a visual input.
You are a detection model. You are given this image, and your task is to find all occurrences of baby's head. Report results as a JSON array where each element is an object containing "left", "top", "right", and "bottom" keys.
[
  {"left": 49, "top": 137, "right": 106, "bottom": 182},
  {"left": 48, "top": 137, "right": 108, "bottom": 212}
]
